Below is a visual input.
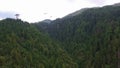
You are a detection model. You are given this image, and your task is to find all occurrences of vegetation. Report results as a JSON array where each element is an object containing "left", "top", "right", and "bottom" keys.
[
  {"left": 0, "top": 18, "right": 77, "bottom": 68},
  {"left": 0, "top": 4, "right": 120, "bottom": 68},
  {"left": 34, "top": 5, "right": 120, "bottom": 68}
]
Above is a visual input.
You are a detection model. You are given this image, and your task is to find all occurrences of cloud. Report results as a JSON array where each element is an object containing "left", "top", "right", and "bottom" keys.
[
  {"left": 0, "top": 11, "right": 17, "bottom": 19},
  {"left": 86, "top": 0, "right": 105, "bottom": 5},
  {"left": 67, "top": 0, "right": 76, "bottom": 2},
  {"left": 0, "top": 0, "right": 119, "bottom": 22}
]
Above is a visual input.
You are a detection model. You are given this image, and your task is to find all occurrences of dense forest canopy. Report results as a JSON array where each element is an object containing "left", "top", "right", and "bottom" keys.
[
  {"left": 0, "top": 18, "right": 77, "bottom": 68},
  {"left": 34, "top": 5, "right": 120, "bottom": 68},
  {"left": 0, "top": 4, "right": 120, "bottom": 68}
]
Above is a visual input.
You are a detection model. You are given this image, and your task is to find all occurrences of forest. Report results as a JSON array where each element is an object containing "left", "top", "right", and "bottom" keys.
[{"left": 0, "top": 4, "right": 120, "bottom": 68}]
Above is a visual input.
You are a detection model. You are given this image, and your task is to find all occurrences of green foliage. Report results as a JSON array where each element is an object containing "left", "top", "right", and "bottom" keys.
[
  {"left": 0, "top": 18, "right": 77, "bottom": 68},
  {"left": 34, "top": 5, "right": 120, "bottom": 68},
  {"left": 1, "top": 4, "right": 120, "bottom": 68}
]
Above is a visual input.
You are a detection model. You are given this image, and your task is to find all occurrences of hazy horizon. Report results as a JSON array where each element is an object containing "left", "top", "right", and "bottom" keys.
[{"left": 0, "top": 0, "right": 120, "bottom": 22}]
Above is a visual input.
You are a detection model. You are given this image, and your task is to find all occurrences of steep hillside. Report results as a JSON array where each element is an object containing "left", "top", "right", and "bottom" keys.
[
  {"left": 63, "top": 8, "right": 88, "bottom": 19},
  {"left": 0, "top": 18, "right": 77, "bottom": 68},
  {"left": 34, "top": 5, "right": 120, "bottom": 68}
]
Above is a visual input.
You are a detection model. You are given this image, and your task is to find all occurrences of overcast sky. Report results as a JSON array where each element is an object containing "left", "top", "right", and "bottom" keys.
[{"left": 0, "top": 0, "right": 120, "bottom": 22}]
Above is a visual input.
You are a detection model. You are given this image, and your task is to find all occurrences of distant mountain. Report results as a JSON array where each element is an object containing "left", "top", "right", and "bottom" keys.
[
  {"left": 113, "top": 3, "right": 120, "bottom": 6},
  {"left": 64, "top": 8, "right": 88, "bottom": 19},
  {"left": 34, "top": 4, "right": 120, "bottom": 68},
  {"left": 63, "top": 2, "right": 120, "bottom": 19},
  {"left": 41, "top": 19, "right": 52, "bottom": 23}
]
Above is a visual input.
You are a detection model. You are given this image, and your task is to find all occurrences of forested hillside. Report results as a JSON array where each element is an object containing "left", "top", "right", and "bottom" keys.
[
  {"left": 34, "top": 5, "right": 120, "bottom": 68},
  {"left": 0, "top": 18, "right": 78, "bottom": 68},
  {"left": 0, "top": 3, "right": 120, "bottom": 68}
]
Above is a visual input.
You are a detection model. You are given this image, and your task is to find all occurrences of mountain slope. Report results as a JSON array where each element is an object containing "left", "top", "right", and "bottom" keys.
[
  {"left": 34, "top": 5, "right": 120, "bottom": 68},
  {"left": 0, "top": 18, "right": 77, "bottom": 68},
  {"left": 63, "top": 8, "right": 88, "bottom": 19}
]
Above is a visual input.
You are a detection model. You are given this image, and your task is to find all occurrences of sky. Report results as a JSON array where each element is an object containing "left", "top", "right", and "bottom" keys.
[{"left": 0, "top": 0, "right": 120, "bottom": 22}]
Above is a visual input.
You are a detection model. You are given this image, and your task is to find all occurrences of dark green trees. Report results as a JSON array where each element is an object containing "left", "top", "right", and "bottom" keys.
[
  {"left": 1, "top": 4, "right": 120, "bottom": 68},
  {"left": 34, "top": 5, "right": 120, "bottom": 68},
  {"left": 0, "top": 18, "right": 77, "bottom": 68}
]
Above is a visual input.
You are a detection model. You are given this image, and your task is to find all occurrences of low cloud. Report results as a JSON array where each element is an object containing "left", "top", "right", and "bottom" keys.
[
  {"left": 86, "top": 0, "right": 105, "bottom": 5},
  {"left": 67, "top": 0, "right": 75, "bottom": 2},
  {"left": 0, "top": 11, "right": 16, "bottom": 19}
]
